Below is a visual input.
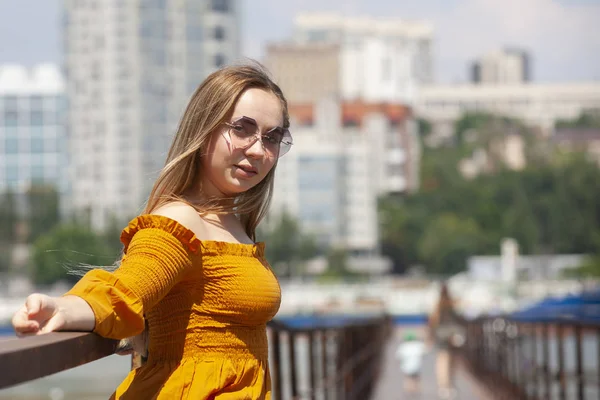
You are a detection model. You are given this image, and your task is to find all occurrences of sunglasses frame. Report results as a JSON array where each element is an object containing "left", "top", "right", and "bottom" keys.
[{"left": 224, "top": 116, "right": 293, "bottom": 158}]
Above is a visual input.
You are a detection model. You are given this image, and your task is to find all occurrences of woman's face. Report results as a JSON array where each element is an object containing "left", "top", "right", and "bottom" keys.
[{"left": 200, "top": 88, "right": 283, "bottom": 198}]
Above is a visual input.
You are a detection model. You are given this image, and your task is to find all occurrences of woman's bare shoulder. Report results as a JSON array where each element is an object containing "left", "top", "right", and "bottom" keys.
[{"left": 151, "top": 201, "right": 209, "bottom": 239}]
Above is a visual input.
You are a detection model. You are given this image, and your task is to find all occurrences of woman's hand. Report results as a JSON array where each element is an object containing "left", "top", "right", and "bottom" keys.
[
  {"left": 12, "top": 294, "right": 95, "bottom": 336},
  {"left": 12, "top": 294, "right": 65, "bottom": 336}
]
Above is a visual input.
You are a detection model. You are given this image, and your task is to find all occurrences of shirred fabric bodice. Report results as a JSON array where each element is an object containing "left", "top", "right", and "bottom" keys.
[{"left": 65, "top": 215, "right": 281, "bottom": 399}]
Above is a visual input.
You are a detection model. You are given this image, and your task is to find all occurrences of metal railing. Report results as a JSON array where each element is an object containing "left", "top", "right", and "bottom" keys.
[
  {"left": 269, "top": 315, "right": 391, "bottom": 400},
  {"left": 461, "top": 317, "right": 600, "bottom": 400},
  {"left": 0, "top": 315, "right": 391, "bottom": 398}
]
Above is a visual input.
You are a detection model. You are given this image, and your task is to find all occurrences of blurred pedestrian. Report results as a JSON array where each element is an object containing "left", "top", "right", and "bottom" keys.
[
  {"left": 395, "top": 331, "right": 427, "bottom": 395},
  {"left": 427, "top": 282, "right": 465, "bottom": 399}
]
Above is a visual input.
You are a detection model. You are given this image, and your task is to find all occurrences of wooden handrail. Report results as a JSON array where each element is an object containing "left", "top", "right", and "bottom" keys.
[{"left": 0, "top": 332, "right": 118, "bottom": 389}]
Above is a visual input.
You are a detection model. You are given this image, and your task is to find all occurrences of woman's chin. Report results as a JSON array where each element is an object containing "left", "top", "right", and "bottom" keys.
[{"left": 224, "top": 179, "right": 259, "bottom": 195}]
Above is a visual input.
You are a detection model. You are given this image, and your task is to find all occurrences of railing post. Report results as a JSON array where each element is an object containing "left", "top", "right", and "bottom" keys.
[
  {"left": 543, "top": 323, "right": 551, "bottom": 400},
  {"left": 344, "top": 328, "right": 353, "bottom": 398},
  {"left": 307, "top": 331, "right": 316, "bottom": 400},
  {"left": 289, "top": 332, "right": 298, "bottom": 399},
  {"left": 321, "top": 330, "right": 330, "bottom": 400},
  {"left": 528, "top": 323, "right": 536, "bottom": 399},
  {"left": 270, "top": 329, "right": 283, "bottom": 400},
  {"left": 336, "top": 330, "right": 345, "bottom": 400},
  {"left": 574, "top": 324, "right": 584, "bottom": 400},
  {"left": 557, "top": 323, "right": 566, "bottom": 400},
  {"left": 510, "top": 322, "right": 519, "bottom": 393}
]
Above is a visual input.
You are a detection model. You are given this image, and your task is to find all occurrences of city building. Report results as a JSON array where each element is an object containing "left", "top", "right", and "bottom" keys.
[
  {"left": 416, "top": 82, "right": 600, "bottom": 143},
  {"left": 471, "top": 48, "right": 530, "bottom": 85},
  {"left": 0, "top": 64, "right": 67, "bottom": 205},
  {"left": 266, "top": 13, "right": 434, "bottom": 104},
  {"left": 270, "top": 99, "right": 419, "bottom": 272},
  {"left": 265, "top": 43, "right": 340, "bottom": 104},
  {"left": 64, "top": 0, "right": 241, "bottom": 230},
  {"left": 551, "top": 127, "right": 600, "bottom": 166}
]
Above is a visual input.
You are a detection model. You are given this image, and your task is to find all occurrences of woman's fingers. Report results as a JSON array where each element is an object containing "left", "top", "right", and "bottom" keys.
[
  {"left": 25, "top": 294, "right": 42, "bottom": 316},
  {"left": 25, "top": 293, "right": 55, "bottom": 318},
  {"left": 12, "top": 294, "right": 58, "bottom": 336},
  {"left": 12, "top": 306, "right": 41, "bottom": 335}
]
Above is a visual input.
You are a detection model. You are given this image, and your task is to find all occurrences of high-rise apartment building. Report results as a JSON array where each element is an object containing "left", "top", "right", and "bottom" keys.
[
  {"left": 272, "top": 99, "right": 419, "bottom": 261},
  {"left": 63, "top": 0, "right": 241, "bottom": 230},
  {"left": 266, "top": 13, "right": 434, "bottom": 104},
  {"left": 471, "top": 48, "right": 530, "bottom": 85},
  {"left": 0, "top": 64, "right": 67, "bottom": 202}
]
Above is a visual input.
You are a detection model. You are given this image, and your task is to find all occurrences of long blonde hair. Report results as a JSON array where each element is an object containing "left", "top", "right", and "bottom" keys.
[
  {"left": 115, "top": 63, "right": 289, "bottom": 361},
  {"left": 143, "top": 62, "right": 289, "bottom": 240}
]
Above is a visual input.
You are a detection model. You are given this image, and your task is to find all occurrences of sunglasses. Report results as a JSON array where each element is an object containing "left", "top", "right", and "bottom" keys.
[{"left": 223, "top": 116, "right": 293, "bottom": 158}]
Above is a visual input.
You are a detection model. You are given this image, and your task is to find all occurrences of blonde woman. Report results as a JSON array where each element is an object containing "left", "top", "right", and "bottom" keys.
[{"left": 12, "top": 63, "right": 292, "bottom": 399}]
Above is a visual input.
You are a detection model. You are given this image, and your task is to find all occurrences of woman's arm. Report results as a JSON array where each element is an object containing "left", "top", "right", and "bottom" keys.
[{"left": 12, "top": 293, "right": 95, "bottom": 336}]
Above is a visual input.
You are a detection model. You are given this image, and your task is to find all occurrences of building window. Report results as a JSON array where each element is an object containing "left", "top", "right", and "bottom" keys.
[
  {"left": 211, "top": 0, "right": 229, "bottom": 12},
  {"left": 30, "top": 96, "right": 43, "bottom": 110},
  {"left": 4, "top": 111, "right": 18, "bottom": 126},
  {"left": 31, "top": 137, "right": 44, "bottom": 153},
  {"left": 6, "top": 165, "right": 18, "bottom": 186},
  {"left": 214, "top": 53, "right": 226, "bottom": 68},
  {"left": 30, "top": 110, "right": 44, "bottom": 126},
  {"left": 4, "top": 96, "right": 18, "bottom": 111},
  {"left": 31, "top": 164, "right": 45, "bottom": 183},
  {"left": 5, "top": 137, "right": 18, "bottom": 154},
  {"left": 214, "top": 26, "right": 225, "bottom": 41}
]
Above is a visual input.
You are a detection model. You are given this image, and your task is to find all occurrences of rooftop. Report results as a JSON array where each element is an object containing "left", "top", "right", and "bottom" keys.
[{"left": 290, "top": 101, "right": 412, "bottom": 127}]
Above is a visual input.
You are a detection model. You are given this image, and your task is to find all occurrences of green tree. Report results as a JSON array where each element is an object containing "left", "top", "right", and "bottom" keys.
[
  {"left": 322, "top": 247, "right": 352, "bottom": 278},
  {"left": 103, "top": 213, "right": 128, "bottom": 256},
  {"left": 380, "top": 148, "right": 600, "bottom": 276},
  {"left": 556, "top": 112, "right": 600, "bottom": 129},
  {"left": 417, "top": 118, "right": 432, "bottom": 138},
  {"left": 417, "top": 214, "right": 481, "bottom": 275},
  {"left": 259, "top": 211, "right": 319, "bottom": 277},
  {"left": 563, "top": 255, "right": 600, "bottom": 278},
  {"left": 0, "top": 190, "right": 19, "bottom": 272},
  {"left": 30, "top": 224, "right": 117, "bottom": 285},
  {"left": 26, "top": 185, "right": 61, "bottom": 241},
  {"left": 455, "top": 112, "right": 490, "bottom": 142},
  {"left": 0, "top": 189, "right": 18, "bottom": 243}
]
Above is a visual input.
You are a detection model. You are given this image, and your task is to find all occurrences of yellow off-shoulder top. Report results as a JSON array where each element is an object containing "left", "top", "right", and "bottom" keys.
[{"left": 65, "top": 214, "right": 281, "bottom": 399}]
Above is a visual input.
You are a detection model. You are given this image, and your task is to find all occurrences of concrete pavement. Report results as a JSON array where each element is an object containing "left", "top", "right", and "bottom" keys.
[{"left": 370, "top": 327, "right": 490, "bottom": 400}]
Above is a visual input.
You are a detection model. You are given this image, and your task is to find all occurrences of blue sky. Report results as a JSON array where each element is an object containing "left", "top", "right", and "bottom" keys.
[{"left": 1, "top": 0, "right": 598, "bottom": 83}]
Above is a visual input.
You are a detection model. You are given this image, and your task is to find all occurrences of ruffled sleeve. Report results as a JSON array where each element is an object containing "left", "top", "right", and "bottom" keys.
[{"left": 64, "top": 215, "right": 201, "bottom": 339}]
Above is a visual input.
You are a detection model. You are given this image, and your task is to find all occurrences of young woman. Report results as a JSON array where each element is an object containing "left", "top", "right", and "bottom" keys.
[
  {"left": 427, "top": 283, "right": 465, "bottom": 400},
  {"left": 12, "top": 63, "right": 293, "bottom": 399}
]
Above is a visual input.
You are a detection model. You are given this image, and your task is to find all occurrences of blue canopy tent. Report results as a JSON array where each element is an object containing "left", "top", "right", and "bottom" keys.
[{"left": 511, "top": 289, "right": 600, "bottom": 323}]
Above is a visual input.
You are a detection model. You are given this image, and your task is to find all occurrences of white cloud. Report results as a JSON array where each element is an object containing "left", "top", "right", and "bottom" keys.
[{"left": 242, "top": 0, "right": 600, "bottom": 82}]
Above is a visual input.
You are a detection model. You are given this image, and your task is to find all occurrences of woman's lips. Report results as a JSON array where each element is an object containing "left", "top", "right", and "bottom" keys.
[{"left": 234, "top": 165, "right": 258, "bottom": 178}]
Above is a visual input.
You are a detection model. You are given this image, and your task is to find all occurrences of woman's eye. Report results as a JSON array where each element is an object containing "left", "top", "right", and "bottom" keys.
[
  {"left": 231, "top": 124, "right": 244, "bottom": 132},
  {"left": 263, "top": 135, "right": 280, "bottom": 145}
]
